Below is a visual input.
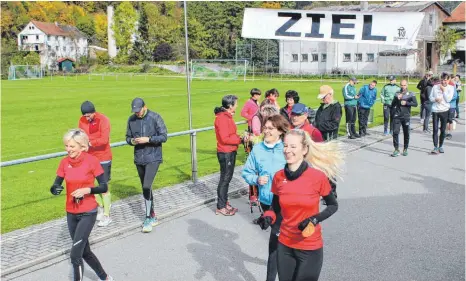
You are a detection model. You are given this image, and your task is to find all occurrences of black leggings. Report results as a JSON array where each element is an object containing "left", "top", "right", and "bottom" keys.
[
  {"left": 393, "top": 117, "right": 410, "bottom": 150},
  {"left": 217, "top": 151, "right": 237, "bottom": 209},
  {"left": 344, "top": 105, "right": 357, "bottom": 136},
  {"left": 432, "top": 111, "right": 449, "bottom": 148},
  {"left": 277, "top": 242, "right": 323, "bottom": 281},
  {"left": 358, "top": 107, "right": 371, "bottom": 135},
  {"left": 260, "top": 203, "right": 280, "bottom": 281},
  {"left": 136, "top": 162, "right": 161, "bottom": 217},
  {"left": 67, "top": 212, "right": 107, "bottom": 281}
]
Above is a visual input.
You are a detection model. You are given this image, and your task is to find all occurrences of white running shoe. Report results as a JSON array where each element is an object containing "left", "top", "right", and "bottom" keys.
[
  {"left": 97, "top": 207, "right": 104, "bottom": 221},
  {"left": 97, "top": 215, "right": 112, "bottom": 227},
  {"left": 97, "top": 275, "right": 114, "bottom": 281}
]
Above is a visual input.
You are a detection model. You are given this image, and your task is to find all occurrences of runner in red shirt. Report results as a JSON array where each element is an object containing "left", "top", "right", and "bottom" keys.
[
  {"left": 257, "top": 129, "right": 343, "bottom": 281},
  {"left": 79, "top": 101, "right": 113, "bottom": 227},
  {"left": 50, "top": 129, "right": 113, "bottom": 281}
]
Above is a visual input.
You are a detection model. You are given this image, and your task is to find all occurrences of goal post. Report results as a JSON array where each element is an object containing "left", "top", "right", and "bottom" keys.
[
  {"left": 190, "top": 59, "right": 249, "bottom": 82},
  {"left": 8, "top": 65, "right": 44, "bottom": 80}
]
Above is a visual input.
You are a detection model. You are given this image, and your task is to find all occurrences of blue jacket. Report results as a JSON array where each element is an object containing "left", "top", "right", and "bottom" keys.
[
  {"left": 358, "top": 85, "right": 377, "bottom": 109},
  {"left": 241, "top": 141, "right": 286, "bottom": 206}
]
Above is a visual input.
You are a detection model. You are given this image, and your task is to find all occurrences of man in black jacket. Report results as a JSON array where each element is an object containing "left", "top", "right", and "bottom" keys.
[
  {"left": 126, "top": 97, "right": 168, "bottom": 233},
  {"left": 391, "top": 80, "right": 418, "bottom": 157},
  {"left": 417, "top": 71, "right": 433, "bottom": 122},
  {"left": 315, "top": 85, "right": 342, "bottom": 141}
]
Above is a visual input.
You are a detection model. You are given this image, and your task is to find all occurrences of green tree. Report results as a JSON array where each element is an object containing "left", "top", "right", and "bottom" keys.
[
  {"left": 76, "top": 15, "right": 95, "bottom": 38},
  {"left": 435, "top": 26, "right": 464, "bottom": 60},
  {"left": 112, "top": 1, "right": 137, "bottom": 64}
]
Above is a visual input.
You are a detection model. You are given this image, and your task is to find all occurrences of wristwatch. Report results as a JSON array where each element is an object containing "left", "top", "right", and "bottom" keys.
[{"left": 309, "top": 217, "right": 318, "bottom": 226}]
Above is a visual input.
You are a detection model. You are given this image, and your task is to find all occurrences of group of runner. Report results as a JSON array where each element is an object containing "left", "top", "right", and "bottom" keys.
[{"left": 50, "top": 71, "right": 461, "bottom": 281}]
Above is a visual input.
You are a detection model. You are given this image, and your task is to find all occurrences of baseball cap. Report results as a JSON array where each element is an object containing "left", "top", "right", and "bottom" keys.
[
  {"left": 291, "top": 103, "right": 309, "bottom": 115},
  {"left": 317, "top": 85, "right": 333, "bottom": 99},
  {"left": 350, "top": 77, "right": 358, "bottom": 83},
  {"left": 131, "top": 98, "right": 145, "bottom": 113},
  {"left": 388, "top": 75, "right": 396, "bottom": 81},
  {"left": 81, "top": 101, "right": 95, "bottom": 115},
  {"left": 427, "top": 71, "right": 433, "bottom": 75}
]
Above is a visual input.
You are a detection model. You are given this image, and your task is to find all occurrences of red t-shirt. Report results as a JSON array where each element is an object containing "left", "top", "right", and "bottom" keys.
[
  {"left": 271, "top": 167, "right": 331, "bottom": 250},
  {"left": 56, "top": 152, "right": 104, "bottom": 214},
  {"left": 293, "top": 121, "right": 324, "bottom": 143}
]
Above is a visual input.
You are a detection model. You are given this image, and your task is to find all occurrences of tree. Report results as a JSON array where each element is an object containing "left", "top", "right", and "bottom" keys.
[
  {"left": 76, "top": 15, "right": 95, "bottom": 38},
  {"left": 94, "top": 13, "right": 107, "bottom": 46},
  {"left": 153, "top": 43, "right": 174, "bottom": 61},
  {"left": 435, "top": 26, "right": 464, "bottom": 60},
  {"left": 112, "top": 2, "right": 137, "bottom": 64}
]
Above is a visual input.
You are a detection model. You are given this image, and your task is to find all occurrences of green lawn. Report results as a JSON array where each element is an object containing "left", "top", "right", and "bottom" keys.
[{"left": 1, "top": 75, "right": 424, "bottom": 233}]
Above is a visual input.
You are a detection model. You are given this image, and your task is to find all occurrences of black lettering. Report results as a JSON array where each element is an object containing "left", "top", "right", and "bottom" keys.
[
  {"left": 305, "top": 14, "right": 325, "bottom": 38},
  {"left": 331, "top": 14, "right": 356, "bottom": 39},
  {"left": 362, "top": 15, "right": 386, "bottom": 41},
  {"left": 275, "top": 12, "right": 302, "bottom": 37}
]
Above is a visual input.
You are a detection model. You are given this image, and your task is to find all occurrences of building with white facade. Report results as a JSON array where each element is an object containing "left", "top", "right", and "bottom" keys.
[
  {"left": 17, "top": 20, "right": 88, "bottom": 70},
  {"left": 443, "top": 2, "right": 465, "bottom": 64},
  {"left": 279, "top": 1, "right": 451, "bottom": 75}
]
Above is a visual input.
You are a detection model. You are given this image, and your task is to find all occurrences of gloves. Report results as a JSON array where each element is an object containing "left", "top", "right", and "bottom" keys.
[
  {"left": 298, "top": 217, "right": 318, "bottom": 237},
  {"left": 50, "top": 184, "right": 64, "bottom": 195},
  {"left": 257, "top": 215, "right": 273, "bottom": 230}
]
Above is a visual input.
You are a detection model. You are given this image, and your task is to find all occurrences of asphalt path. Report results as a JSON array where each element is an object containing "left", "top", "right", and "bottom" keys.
[{"left": 12, "top": 119, "right": 465, "bottom": 281}]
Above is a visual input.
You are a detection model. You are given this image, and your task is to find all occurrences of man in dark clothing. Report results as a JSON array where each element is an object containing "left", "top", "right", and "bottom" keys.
[
  {"left": 126, "top": 97, "right": 168, "bottom": 233},
  {"left": 417, "top": 71, "right": 433, "bottom": 122},
  {"left": 391, "top": 80, "right": 418, "bottom": 157},
  {"left": 381, "top": 75, "right": 401, "bottom": 135},
  {"left": 342, "top": 77, "right": 360, "bottom": 139},
  {"left": 315, "top": 85, "right": 342, "bottom": 141}
]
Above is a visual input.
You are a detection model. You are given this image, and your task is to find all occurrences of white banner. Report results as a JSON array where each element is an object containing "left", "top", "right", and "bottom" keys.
[{"left": 241, "top": 8, "right": 425, "bottom": 47}]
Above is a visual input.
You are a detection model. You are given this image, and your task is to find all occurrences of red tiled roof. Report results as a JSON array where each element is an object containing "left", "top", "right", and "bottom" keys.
[
  {"left": 31, "top": 20, "right": 70, "bottom": 36},
  {"left": 444, "top": 2, "right": 465, "bottom": 23},
  {"left": 57, "top": 57, "right": 76, "bottom": 63}
]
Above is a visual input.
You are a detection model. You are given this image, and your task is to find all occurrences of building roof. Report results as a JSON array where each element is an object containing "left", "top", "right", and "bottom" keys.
[
  {"left": 57, "top": 57, "right": 76, "bottom": 63},
  {"left": 30, "top": 20, "right": 87, "bottom": 38},
  {"left": 443, "top": 2, "right": 465, "bottom": 23},
  {"left": 311, "top": 1, "right": 450, "bottom": 16}
]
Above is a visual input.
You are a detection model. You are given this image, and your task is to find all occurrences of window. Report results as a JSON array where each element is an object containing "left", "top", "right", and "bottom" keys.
[
  {"left": 355, "top": 53, "right": 362, "bottom": 62},
  {"left": 22, "top": 35, "right": 28, "bottom": 40},
  {"left": 55, "top": 46, "right": 59, "bottom": 51},
  {"left": 367, "top": 53, "right": 375, "bottom": 62},
  {"left": 321, "top": 53, "right": 327, "bottom": 62},
  {"left": 292, "top": 54, "right": 298, "bottom": 62},
  {"left": 35, "top": 45, "right": 39, "bottom": 51},
  {"left": 36, "top": 35, "right": 39, "bottom": 40},
  {"left": 301, "top": 54, "right": 308, "bottom": 62},
  {"left": 48, "top": 45, "right": 51, "bottom": 51},
  {"left": 429, "top": 14, "right": 433, "bottom": 25},
  {"left": 312, "top": 54, "right": 318, "bottom": 61},
  {"left": 343, "top": 53, "right": 351, "bottom": 62},
  {"left": 63, "top": 46, "right": 66, "bottom": 51},
  {"left": 70, "top": 47, "right": 74, "bottom": 52}
]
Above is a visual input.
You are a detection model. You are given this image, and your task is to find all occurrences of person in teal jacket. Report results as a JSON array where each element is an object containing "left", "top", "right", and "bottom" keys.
[
  {"left": 380, "top": 75, "right": 401, "bottom": 135},
  {"left": 342, "top": 77, "right": 360, "bottom": 139},
  {"left": 241, "top": 114, "right": 289, "bottom": 281}
]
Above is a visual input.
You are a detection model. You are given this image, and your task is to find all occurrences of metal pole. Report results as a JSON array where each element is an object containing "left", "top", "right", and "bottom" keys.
[{"left": 183, "top": 0, "right": 196, "bottom": 182}]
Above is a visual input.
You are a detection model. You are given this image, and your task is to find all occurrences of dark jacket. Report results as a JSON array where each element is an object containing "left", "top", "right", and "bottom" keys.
[
  {"left": 279, "top": 106, "right": 292, "bottom": 124},
  {"left": 391, "top": 91, "right": 418, "bottom": 119},
  {"left": 126, "top": 109, "right": 168, "bottom": 165},
  {"left": 315, "top": 101, "right": 342, "bottom": 141},
  {"left": 417, "top": 77, "right": 433, "bottom": 103}
]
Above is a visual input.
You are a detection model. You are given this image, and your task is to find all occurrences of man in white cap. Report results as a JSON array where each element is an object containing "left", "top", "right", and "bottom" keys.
[{"left": 315, "top": 85, "right": 342, "bottom": 141}]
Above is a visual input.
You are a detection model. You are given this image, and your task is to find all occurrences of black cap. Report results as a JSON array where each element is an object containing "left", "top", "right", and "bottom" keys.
[
  {"left": 81, "top": 101, "right": 95, "bottom": 115},
  {"left": 388, "top": 75, "right": 396, "bottom": 81},
  {"left": 131, "top": 98, "right": 145, "bottom": 113}
]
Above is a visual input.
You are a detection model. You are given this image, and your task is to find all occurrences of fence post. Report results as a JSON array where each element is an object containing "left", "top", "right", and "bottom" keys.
[{"left": 190, "top": 131, "right": 198, "bottom": 183}]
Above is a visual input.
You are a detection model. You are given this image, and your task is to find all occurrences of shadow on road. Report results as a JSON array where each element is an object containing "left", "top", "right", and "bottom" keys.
[{"left": 186, "top": 218, "right": 266, "bottom": 281}]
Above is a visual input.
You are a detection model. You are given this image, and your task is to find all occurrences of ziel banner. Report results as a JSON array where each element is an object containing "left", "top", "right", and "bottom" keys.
[{"left": 241, "top": 8, "right": 424, "bottom": 47}]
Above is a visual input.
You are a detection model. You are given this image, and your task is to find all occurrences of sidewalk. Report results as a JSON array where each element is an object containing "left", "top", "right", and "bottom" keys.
[{"left": 0, "top": 110, "right": 444, "bottom": 277}]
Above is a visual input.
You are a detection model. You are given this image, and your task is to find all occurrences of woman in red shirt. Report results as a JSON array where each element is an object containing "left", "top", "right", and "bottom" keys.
[
  {"left": 50, "top": 129, "right": 113, "bottom": 281},
  {"left": 257, "top": 129, "right": 343, "bottom": 281}
]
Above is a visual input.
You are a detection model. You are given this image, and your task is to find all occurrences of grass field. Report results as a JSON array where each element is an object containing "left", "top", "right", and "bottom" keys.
[{"left": 1, "top": 74, "right": 427, "bottom": 233}]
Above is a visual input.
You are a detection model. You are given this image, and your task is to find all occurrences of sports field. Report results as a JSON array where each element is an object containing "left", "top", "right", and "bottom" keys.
[{"left": 1, "top": 75, "right": 421, "bottom": 233}]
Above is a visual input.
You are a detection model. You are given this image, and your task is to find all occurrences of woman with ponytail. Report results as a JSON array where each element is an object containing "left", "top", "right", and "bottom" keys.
[
  {"left": 257, "top": 129, "right": 343, "bottom": 281},
  {"left": 214, "top": 95, "right": 247, "bottom": 216}
]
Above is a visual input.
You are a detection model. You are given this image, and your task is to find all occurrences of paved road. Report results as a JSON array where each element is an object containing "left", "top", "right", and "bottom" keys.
[{"left": 10, "top": 118, "right": 465, "bottom": 281}]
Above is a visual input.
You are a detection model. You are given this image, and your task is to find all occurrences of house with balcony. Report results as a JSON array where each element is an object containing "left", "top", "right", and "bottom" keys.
[{"left": 17, "top": 20, "right": 88, "bottom": 70}]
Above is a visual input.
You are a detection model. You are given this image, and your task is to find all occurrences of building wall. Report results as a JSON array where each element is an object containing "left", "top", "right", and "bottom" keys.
[{"left": 18, "top": 22, "right": 88, "bottom": 70}]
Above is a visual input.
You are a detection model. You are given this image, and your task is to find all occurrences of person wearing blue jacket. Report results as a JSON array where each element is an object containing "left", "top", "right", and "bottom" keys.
[
  {"left": 446, "top": 80, "right": 458, "bottom": 140},
  {"left": 241, "top": 114, "right": 289, "bottom": 281},
  {"left": 357, "top": 80, "right": 378, "bottom": 136}
]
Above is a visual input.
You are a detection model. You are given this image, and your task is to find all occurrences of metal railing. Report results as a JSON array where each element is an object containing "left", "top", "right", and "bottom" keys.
[{"left": 0, "top": 121, "right": 247, "bottom": 183}]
